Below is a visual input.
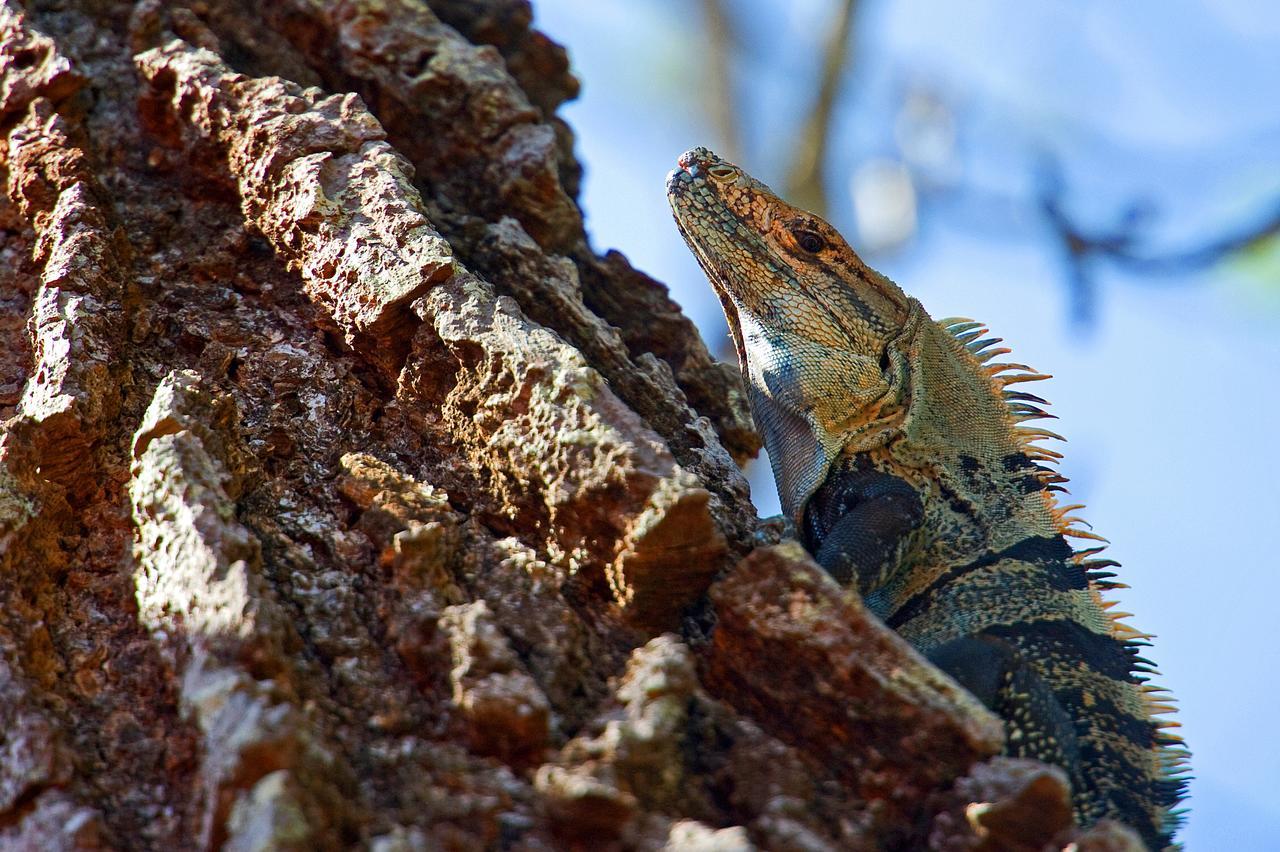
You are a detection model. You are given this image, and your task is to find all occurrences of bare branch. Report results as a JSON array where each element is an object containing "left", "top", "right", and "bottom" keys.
[
  {"left": 1037, "top": 155, "right": 1280, "bottom": 322},
  {"left": 1108, "top": 209, "right": 1280, "bottom": 274},
  {"left": 700, "top": 0, "right": 742, "bottom": 162},
  {"left": 784, "top": 0, "right": 859, "bottom": 217}
]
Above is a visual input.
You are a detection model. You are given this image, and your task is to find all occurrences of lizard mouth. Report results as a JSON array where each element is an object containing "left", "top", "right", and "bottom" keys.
[
  {"left": 666, "top": 151, "right": 752, "bottom": 309},
  {"left": 666, "top": 164, "right": 749, "bottom": 309},
  {"left": 669, "top": 208, "right": 726, "bottom": 290}
]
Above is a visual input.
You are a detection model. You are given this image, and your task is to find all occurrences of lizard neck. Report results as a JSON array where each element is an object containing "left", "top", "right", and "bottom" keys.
[
  {"left": 894, "top": 315, "right": 1063, "bottom": 550},
  {"left": 902, "top": 316, "right": 1018, "bottom": 454},
  {"left": 738, "top": 302, "right": 919, "bottom": 526}
]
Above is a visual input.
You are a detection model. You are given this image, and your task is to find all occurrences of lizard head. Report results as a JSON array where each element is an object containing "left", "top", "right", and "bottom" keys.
[
  {"left": 667, "top": 147, "right": 917, "bottom": 520},
  {"left": 666, "top": 147, "right": 912, "bottom": 362}
]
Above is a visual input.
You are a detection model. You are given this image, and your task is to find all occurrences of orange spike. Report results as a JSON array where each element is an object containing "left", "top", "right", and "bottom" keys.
[
  {"left": 966, "top": 337, "right": 1003, "bottom": 351},
  {"left": 1019, "top": 427, "right": 1067, "bottom": 442},
  {"left": 977, "top": 346, "right": 1013, "bottom": 362},
  {"left": 1064, "top": 528, "right": 1109, "bottom": 543},
  {"left": 1000, "top": 372, "right": 1053, "bottom": 385},
  {"left": 1112, "top": 622, "right": 1154, "bottom": 640}
]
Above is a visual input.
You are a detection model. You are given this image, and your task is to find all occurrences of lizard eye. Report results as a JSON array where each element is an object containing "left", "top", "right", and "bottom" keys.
[
  {"left": 792, "top": 229, "right": 826, "bottom": 254},
  {"left": 707, "top": 164, "right": 737, "bottom": 181}
]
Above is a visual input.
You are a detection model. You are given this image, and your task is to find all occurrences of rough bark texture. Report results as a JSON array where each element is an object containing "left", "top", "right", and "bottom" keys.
[{"left": 0, "top": 2, "right": 1144, "bottom": 850}]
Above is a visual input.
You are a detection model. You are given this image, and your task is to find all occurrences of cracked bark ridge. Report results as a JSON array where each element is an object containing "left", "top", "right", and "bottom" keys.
[
  {"left": 248, "top": 0, "right": 761, "bottom": 474},
  {"left": 3, "top": 99, "right": 127, "bottom": 497},
  {"left": 465, "top": 218, "right": 752, "bottom": 514},
  {"left": 440, "top": 600, "right": 551, "bottom": 766},
  {"left": 136, "top": 41, "right": 456, "bottom": 374},
  {"left": 0, "top": 4, "right": 83, "bottom": 115},
  {"left": 702, "top": 543, "right": 1006, "bottom": 842},
  {"left": 574, "top": 248, "right": 763, "bottom": 468},
  {"left": 535, "top": 634, "right": 879, "bottom": 850},
  {"left": 138, "top": 42, "right": 728, "bottom": 631},
  {"left": 130, "top": 370, "right": 355, "bottom": 849},
  {"left": 264, "top": 0, "right": 582, "bottom": 255},
  {"left": 427, "top": 0, "right": 584, "bottom": 201},
  {"left": 405, "top": 270, "right": 727, "bottom": 629},
  {"left": 928, "top": 758, "right": 1146, "bottom": 852},
  {"left": 429, "top": 0, "right": 579, "bottom": 117},
  {"left": 0, "top": 6, "right": 190, "bottom": 848},
  {"left": 0, "top": 2, "right": 1132, "bottom": 849}
]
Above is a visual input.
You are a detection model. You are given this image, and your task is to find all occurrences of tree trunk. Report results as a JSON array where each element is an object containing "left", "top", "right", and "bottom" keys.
[{"left": 0, "top": 2, "right": 1133, "bottom": 850}]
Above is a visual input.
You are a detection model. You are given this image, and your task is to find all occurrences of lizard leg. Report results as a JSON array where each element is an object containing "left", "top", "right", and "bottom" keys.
[
  {"left": 801, "top": 465, "right": 924, "bottom": 594},
  {"left": 928, "top": 634, "right": 1081, "bottom": 774}
]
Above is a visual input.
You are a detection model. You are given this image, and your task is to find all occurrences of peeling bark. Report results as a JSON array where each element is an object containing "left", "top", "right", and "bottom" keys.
[{"left": 0, "top": 2, "right": 1139, "bottom": 850}]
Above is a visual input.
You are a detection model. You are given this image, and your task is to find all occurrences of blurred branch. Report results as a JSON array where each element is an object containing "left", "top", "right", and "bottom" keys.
[
  {"left": 1107, "top": 211, "right": 1280, "bottom": 273},
  {"left": 1038, "top": 156, "right": 1280, "bottom": 323},
  {"left": 784, "top": 0, "right": 859, "bottom": 217},
  {"left": 700, "top": 0, "right": 742, "bottom": 162}
]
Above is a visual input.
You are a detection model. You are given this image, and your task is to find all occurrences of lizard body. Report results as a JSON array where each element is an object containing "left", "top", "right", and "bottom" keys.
[{"left": 667, "top": 148, "right": 1188, "bottom": 849}]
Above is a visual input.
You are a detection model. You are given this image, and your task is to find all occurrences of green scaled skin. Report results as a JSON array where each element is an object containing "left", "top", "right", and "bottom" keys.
[{"left": 667, "top": 147, "right": 1188, "bottom": 849}]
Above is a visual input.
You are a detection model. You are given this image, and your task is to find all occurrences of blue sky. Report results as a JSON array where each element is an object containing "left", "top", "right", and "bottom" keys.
[{"left": 534, "top": 1, "right": 1280, "bottom": 846}]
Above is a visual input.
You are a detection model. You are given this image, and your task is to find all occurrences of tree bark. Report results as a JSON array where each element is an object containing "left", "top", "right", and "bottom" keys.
[{"left": 0, "top": 2, "right": 1139, "bottom": 850}]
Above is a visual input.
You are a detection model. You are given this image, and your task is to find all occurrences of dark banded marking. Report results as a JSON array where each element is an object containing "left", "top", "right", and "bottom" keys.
[
  {"left": 1075, "top": 732, "right": 1178, "bottom": 845},
  {"left": 1001, "top": 451, "right": 1050, "bottom": 494},
  {"left": 984, "top": 618, "right": 1141, "bottom": 684},
  {"left": 1056, "top": 689, "right": 1160, "bottom": 754},
  {"left": 886, "top": 535, "right": 1079, "bottom": 630}
]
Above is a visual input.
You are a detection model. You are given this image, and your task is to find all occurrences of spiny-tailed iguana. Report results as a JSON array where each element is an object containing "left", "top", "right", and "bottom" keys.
[{"left": 666, "top": 147, "right": 1188, "bottom": 849}]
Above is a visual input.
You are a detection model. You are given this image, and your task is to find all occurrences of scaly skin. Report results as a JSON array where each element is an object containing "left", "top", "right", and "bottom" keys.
[{"left": 667, "top": 147, "right": 1188, "bottom": 849}]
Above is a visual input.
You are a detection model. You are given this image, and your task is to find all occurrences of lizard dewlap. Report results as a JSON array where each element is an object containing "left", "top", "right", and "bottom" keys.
[{"left": 667, "top": 147, "right": 1188, "bottom": 849}]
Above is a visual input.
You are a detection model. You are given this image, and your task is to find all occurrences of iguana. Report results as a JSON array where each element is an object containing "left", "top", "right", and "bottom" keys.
[{"left": 666, "top": 147, "right": 1188, "bottom": 849}]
